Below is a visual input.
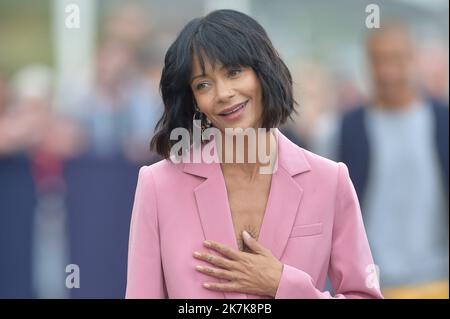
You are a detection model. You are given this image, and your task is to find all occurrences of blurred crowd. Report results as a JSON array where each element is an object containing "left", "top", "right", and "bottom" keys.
[
  {"left": 0, "top": 2, "right": 448, "bottom": 298},
  {"left": 0, "top": 4, "right": 163, "bottom": 298}
]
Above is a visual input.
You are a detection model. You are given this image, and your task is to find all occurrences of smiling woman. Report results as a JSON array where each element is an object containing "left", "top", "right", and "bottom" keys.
[
  {"left": 190, "top": 62, "right": 262, "bottom": 131},
  {"left": 150, "top": 9, "right": 295, "bottom": 158},
  {"left": 126, "top": 9, "right": 383, "bottom": 299}
]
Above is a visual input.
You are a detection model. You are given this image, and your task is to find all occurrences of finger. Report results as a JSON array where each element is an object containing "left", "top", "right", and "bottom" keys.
[
  {"left": 202, "top": 281, "right": 241, "bottom": 292},
  {"left": 242, "top": 230, "right": 268, "bottom": 255},
  {"left": 195, "top": 265, "right": 237, "bottom": 281},
  {"left": 203, "top": 240, "right": 242, "bottom": 260},
  {"left": 193, "top": 251, "right": 237, "bottom": 270}
]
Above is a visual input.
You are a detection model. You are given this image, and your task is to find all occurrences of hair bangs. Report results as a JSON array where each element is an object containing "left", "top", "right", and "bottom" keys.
[{"left": 190, "top": 22, "right": 255, "bottom": 74}]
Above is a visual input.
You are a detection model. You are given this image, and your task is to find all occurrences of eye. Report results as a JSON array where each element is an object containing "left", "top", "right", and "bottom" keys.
[
  {"left": 227, "top": 67, "right": 242, "bottom": 78},
  {"left": 195, "top": 81, "right": 209, "bottom": 91}
]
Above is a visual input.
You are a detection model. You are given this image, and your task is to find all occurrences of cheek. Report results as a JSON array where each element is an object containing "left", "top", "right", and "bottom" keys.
[
  {"left": 249, "top": 79, "right": 264, "bottom": 113},
  {"left": 195, "top": 93, "right": 216, "bottom": 117},
  {"left": 241, "top": 73, "right": 263, "bottom": 104}
]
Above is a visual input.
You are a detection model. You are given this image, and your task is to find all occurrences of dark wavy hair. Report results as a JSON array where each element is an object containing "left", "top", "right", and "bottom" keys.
[{"left": 151, "top": 9, "right": 297, "bottom": 158}]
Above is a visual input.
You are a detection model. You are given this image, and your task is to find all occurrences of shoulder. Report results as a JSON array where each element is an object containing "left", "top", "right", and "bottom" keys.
[
  {"left": 137, "top": 159, "right": 186, "bottom": 189},
  {"left": 429, "top": 99, "right": 449, "bottom": 121},
  {"left": 297, "top": 147, "right": 353, "bottom": 191},
  {"left": 301, "top": 149, "right": 357, "bottom": 208},
  {"left": 301, "top": 147, "right": 344, "bottom": 174},
  {"left": 341, "top": 105, "right": 367, "bottom": 121},
  {"left": 339, "top": 106, "right": 368, "bottom": 133},
  {"left": 278, "top": 129, "right": 346, "bottom": 179},
  {"left": 429, "top": 97, "right": 449, "bottom": 110},
  {"left": 139, "top": 158, "right": 184, "bottom": 177}
]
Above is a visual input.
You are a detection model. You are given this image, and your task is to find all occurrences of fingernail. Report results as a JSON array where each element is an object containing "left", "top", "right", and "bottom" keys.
[
  {"left": 193, "top": 251, "right": 201, "bottom": 257},
  {"left": 242, "top": 230, "right": 252, "bottom": 241},
  {"left": 195, "top": 265, "right": 203, "bottom": 270},
  {"left": 203, "top": 283, "right": 210, "bottom": 288},
  {"left": 203, "top": 240, "right": 211, "bottom": 247}
]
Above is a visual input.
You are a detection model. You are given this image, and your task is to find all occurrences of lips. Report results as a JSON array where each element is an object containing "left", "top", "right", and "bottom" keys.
[{"left": 219, "top": 100, "right": 249, "bottom": 116}]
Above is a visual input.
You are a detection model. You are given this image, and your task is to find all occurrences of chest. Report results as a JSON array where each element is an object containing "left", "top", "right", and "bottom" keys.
[{"left": 223, "top": 175, "right": 272, "bottom": 251}]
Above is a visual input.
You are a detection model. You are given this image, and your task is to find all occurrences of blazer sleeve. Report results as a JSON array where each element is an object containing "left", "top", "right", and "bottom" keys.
[
  {"left": 125, "top": 166, "right": 167, "bottom": 298},
  {"left": 275, "top": 162, "right": 383, "bottom": 299}
]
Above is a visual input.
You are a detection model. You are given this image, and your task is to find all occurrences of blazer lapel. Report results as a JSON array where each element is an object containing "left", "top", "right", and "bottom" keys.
[
  {"left": 184, "top": 144, "right": 247, "bottom": 299},
  {"left": 257, "top": 168, "right": 304, "bottom": 260},
  {"left": 258, "top": 129, "right": 311, "bottom": 260}
]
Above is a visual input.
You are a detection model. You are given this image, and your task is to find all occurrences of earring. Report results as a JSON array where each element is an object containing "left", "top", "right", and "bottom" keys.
[
  {"left": 192, "top": 106, "right": 203, "bottom": 129},
  {"left": 192, "top": 103, "right": 211, "bottom": 143}
]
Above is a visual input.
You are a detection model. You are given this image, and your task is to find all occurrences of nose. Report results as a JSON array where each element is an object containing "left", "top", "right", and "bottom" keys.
[{"left": 215, "top": 79, "right": 235, "bottom": 102}]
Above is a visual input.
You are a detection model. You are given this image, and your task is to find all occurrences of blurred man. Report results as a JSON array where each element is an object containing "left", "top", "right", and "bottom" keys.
[
  {"left": 417, "top": 38, "right": 449, "bottom": 102},
  {"left": 321, "top": 23, "right": 449, "bottom": 298}
]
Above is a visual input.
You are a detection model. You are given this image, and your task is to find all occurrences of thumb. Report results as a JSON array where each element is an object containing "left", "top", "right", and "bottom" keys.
[{"left": 242, "top": 230, "right": 266, "bottom": 254}]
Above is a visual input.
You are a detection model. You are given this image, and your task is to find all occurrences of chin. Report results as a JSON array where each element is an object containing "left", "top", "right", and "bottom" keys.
[{"left": 223, "top": 121, "right": 255, "bottom": 132}]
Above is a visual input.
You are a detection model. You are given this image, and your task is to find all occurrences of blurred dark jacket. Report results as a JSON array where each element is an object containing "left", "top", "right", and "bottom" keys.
[{"left": 338, "top": 99, "right": 449, "bottom": 209}]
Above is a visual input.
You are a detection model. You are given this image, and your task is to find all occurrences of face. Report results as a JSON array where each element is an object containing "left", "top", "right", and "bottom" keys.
[
  {"left": 190, "top": 55, "right": 264, "bottom": 132},
  {"left": 367, "top": 29, "right": 417, "bottom": 105}
]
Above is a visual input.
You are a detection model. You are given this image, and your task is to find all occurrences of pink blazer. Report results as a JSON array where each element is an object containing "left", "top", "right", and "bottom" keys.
[{"left": 126, "top": 129, "right": 383, "bottom": 299}]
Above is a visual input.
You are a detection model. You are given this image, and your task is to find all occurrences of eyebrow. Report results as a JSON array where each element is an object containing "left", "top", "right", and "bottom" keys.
[
  {"left": 190, "top": 74, "right": 206, "bottom": 84},
  {"left": 190, "top": 64, "right": 228, "bottom": 84}
]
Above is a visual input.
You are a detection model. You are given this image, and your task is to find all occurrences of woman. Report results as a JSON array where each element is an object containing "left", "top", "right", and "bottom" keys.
[{"left": 126, "top": 9, "right": 383, "bottom": 299}]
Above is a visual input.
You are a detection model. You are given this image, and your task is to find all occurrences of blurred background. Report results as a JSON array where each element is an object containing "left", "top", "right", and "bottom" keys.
[{"left": 0, "top": 0, "right": 448, "bottom": 299}]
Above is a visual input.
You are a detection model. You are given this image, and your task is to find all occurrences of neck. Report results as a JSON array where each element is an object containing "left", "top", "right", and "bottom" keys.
[{"left": 218, "top": 129, "right": 277, "bottom": 180}]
